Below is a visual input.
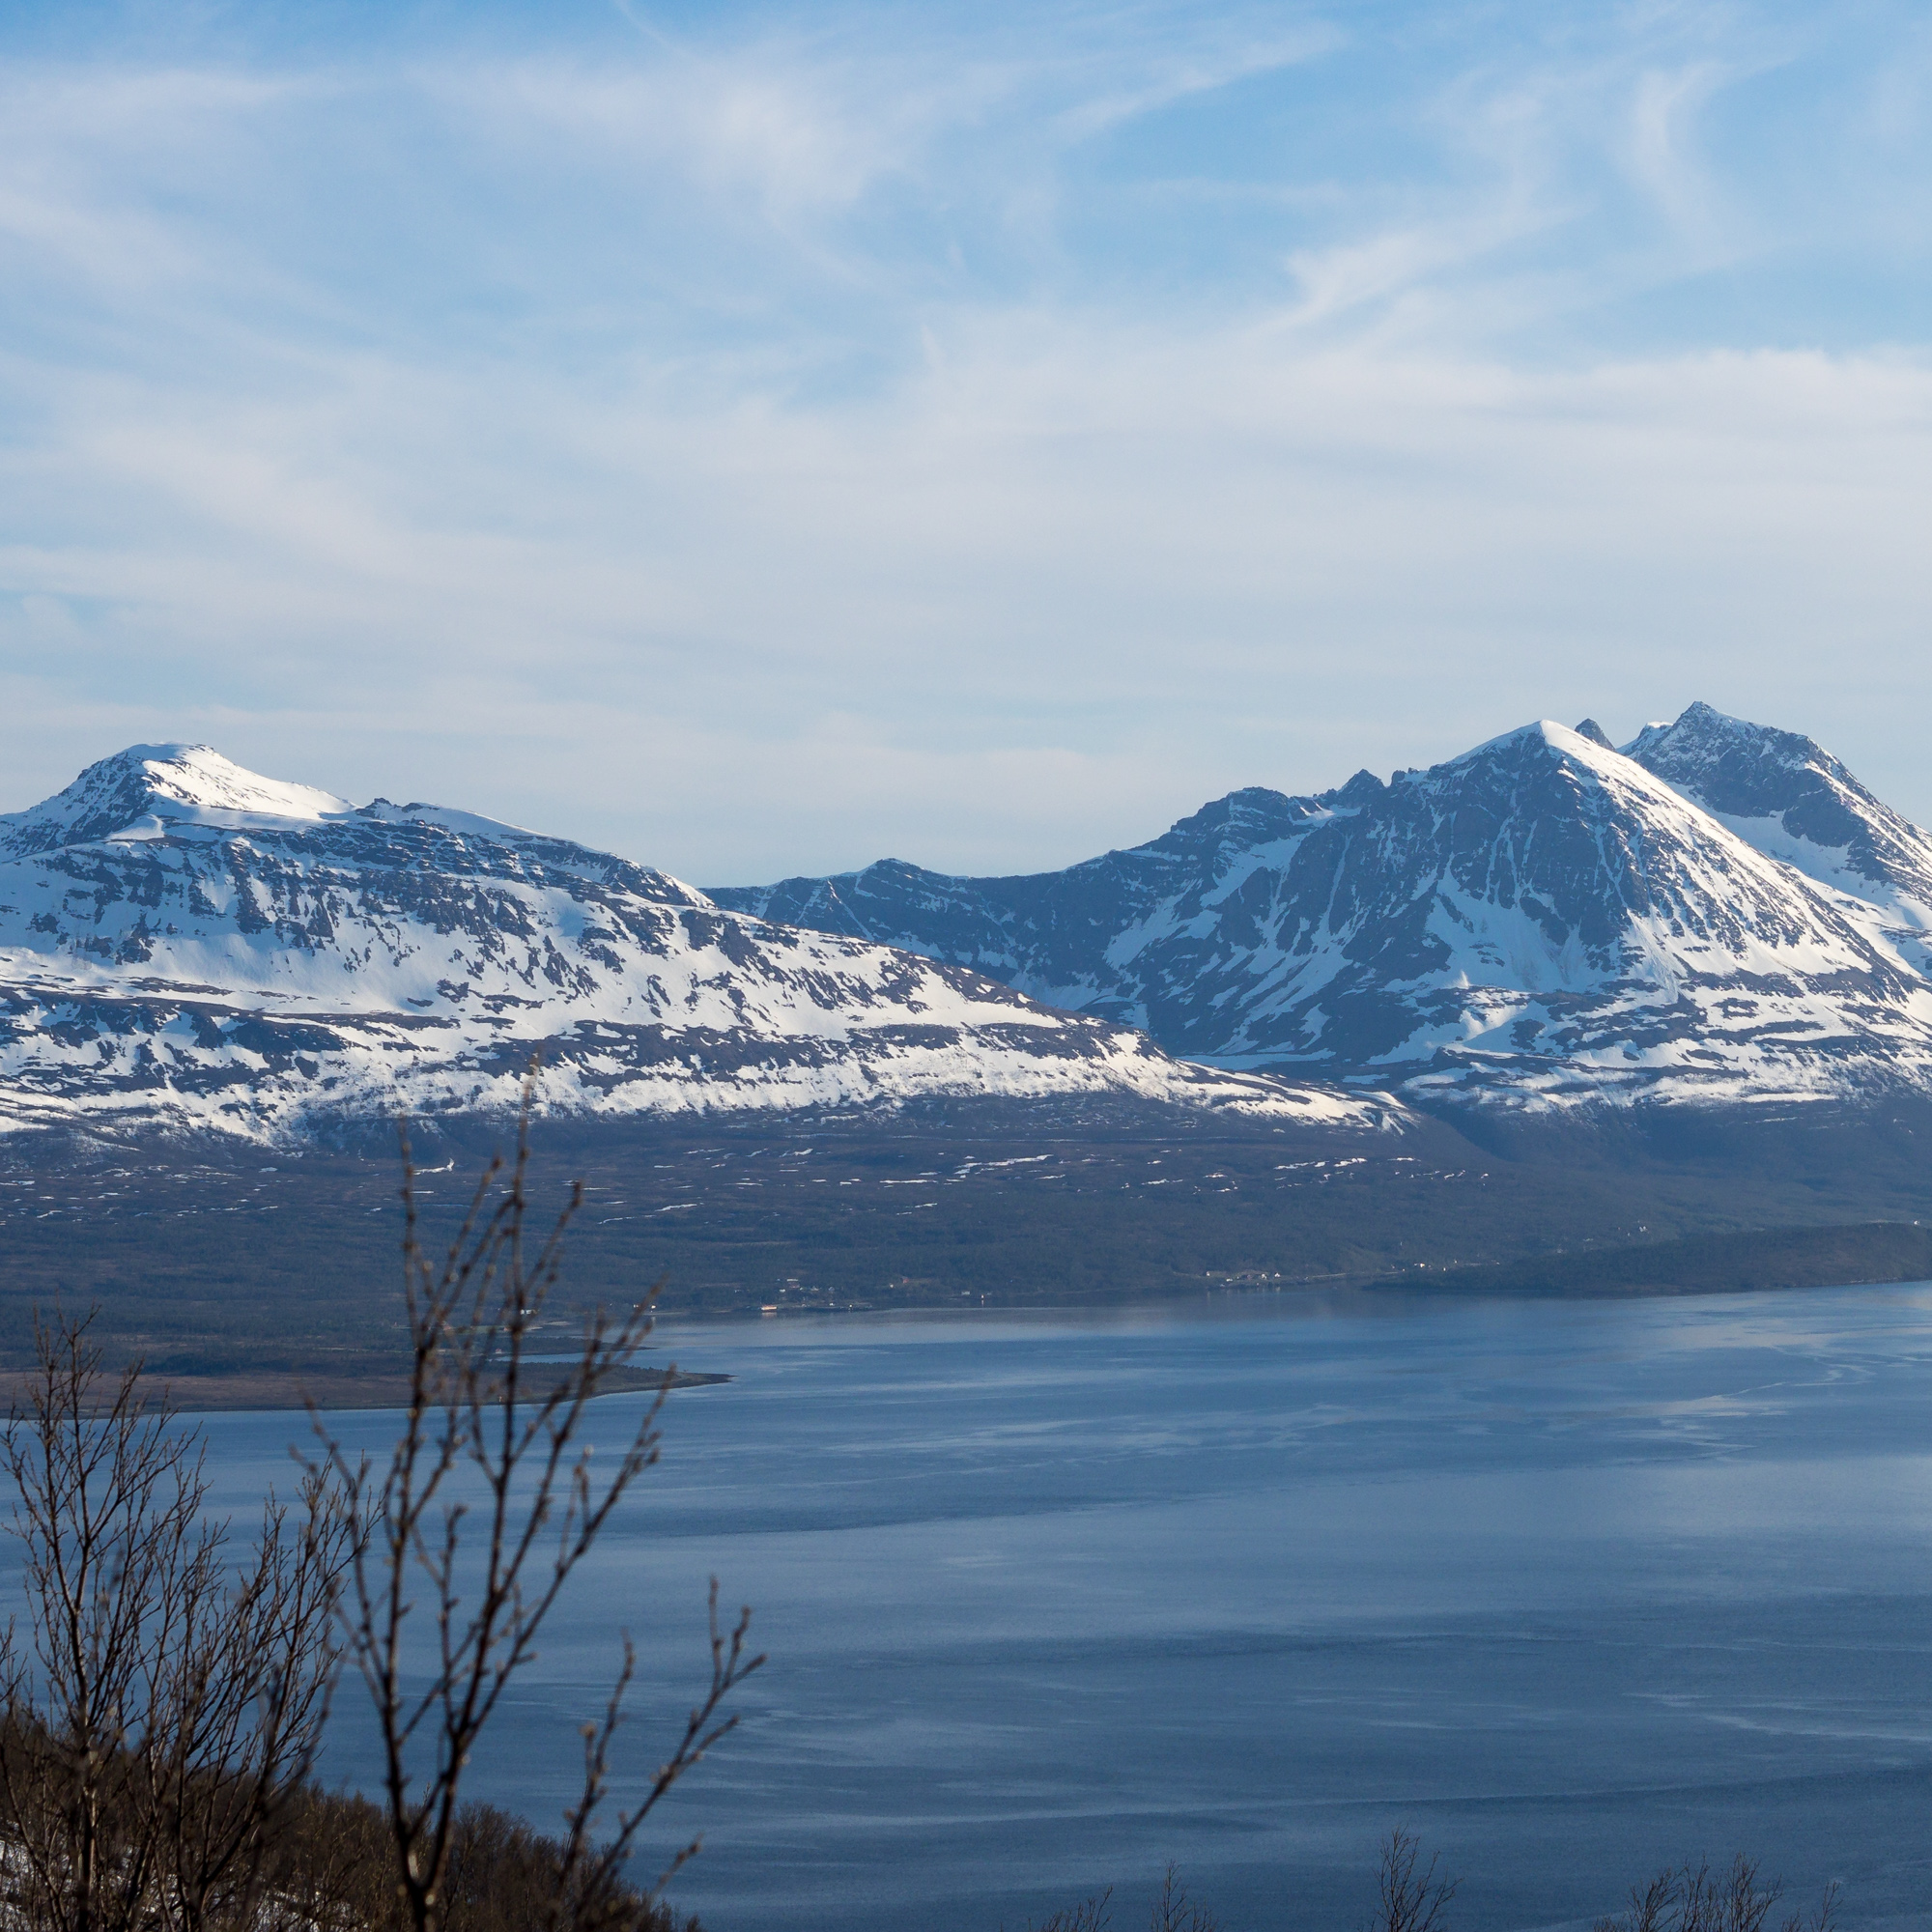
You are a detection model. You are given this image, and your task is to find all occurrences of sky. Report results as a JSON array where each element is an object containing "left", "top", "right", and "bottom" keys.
[{"left": 3, "top": 0, "right": 1931, "bottom": 882}]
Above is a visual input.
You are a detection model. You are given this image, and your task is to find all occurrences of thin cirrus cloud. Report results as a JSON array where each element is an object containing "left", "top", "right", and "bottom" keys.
[{"left": 1, "top": 0, "right": 1930, "bottom": 883}]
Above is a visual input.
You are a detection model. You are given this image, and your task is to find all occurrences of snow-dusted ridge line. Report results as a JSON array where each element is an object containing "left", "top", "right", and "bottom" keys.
[
  {"left": 710, "top": 703, "right": 1932, "bottom": 1117},
  {"left": 0, "top": 746, "right": 1391, "bottom": 1144}
]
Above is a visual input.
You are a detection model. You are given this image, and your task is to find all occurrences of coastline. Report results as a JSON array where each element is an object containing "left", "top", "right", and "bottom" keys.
[{"left": 0, "top": 1361, "right": 730, "bottom": 1416}]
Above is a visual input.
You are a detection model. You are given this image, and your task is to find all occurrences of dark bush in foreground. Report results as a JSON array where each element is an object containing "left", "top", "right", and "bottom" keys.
[{"left": 260, "top": 1787, "right": 696, "bottom": 1932}]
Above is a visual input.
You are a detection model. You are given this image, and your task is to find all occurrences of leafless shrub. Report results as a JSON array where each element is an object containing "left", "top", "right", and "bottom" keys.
[
  {"left": 1593, "top": 1855, "right": 1837, "bottom": 1932},
  {"left": 0, "top": 1311, "right": 343, "bottom": 1932},
  {"left": 1020, "top": 1862, "right": 1212, "bottom": 1932},
  {"left": 304, "top": 1096, "right": 762, "bottom": 1932},
  {"left": 1368, "top": 1829, "right": 1456, "bottom": 1932},
  {"left": 1150, "top": 1864, "right": 1217, "bottom": 1932},
  {"left": 1021, "top": 1888, "right": 1113, "bottom": 1932}
]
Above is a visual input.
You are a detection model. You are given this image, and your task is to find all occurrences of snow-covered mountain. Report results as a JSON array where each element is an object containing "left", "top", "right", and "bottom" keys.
[
  {"left": 713, "top": 706, "right": 1932, "bottom": 1115},
  {"left": 1625, "top": 702, "right": 1932, "bottom": 977},
  {"left": 14, "top": 710, "right": 1930, "bottom": 1142},
  {"left": 0, "top": 746, "right": 1381, "bottom": 1143}
]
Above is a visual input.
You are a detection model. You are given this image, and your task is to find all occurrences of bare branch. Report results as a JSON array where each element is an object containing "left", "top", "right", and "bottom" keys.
[{"left": 303, "top": 1077, "right": 757, "bottom": 1932}]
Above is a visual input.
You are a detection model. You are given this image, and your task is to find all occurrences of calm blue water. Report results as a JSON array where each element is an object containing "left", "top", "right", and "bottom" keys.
[{"left": 122, "top": 1289, "right": 1932, "bottom": 1927}]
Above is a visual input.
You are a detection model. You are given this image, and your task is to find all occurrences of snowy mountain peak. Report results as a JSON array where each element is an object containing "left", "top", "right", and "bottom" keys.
[
  {"left": 1476, "top": 717, "right": 1633, "bottom": 767},
  {"left": 1624, "top": 703, "right": 1932, "bottom": 934},
  {"left": 1623, "top": 702, "right": 1866, "bottom": 817},
  {"left": 1424, "top": 717, "right": 1703, "bottom": 824},
  {"left": 0, "top": 745, "right": 354, "bottom": 859},
  {"left": 1621, "top": 699, "right": 1764, "bottom": 765}
]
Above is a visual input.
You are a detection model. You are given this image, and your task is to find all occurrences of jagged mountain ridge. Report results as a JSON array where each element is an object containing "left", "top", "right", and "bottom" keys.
[
  {"left": 0, "top": 745, "right": 1378, "bottom": 1142},
  {"left": 1627, "top": 703, "right": 1932, "bottom": 976},
  {"left": 711, "top": 706, "right": 1932, "bottom": 1113}
]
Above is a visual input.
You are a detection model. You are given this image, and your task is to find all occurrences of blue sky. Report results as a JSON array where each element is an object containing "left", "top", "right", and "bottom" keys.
[{"left": 3, "top": 0, "right": 1931, "bottom": 877}]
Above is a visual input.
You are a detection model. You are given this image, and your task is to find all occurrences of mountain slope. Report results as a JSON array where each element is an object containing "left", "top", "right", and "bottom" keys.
[
  {"left": 713, "top": 710, "right": 1932, "bottom": 1114},
  {"left": 0, "top": 746, "right": 1381, "bottom": 1143},
  {"left": 1624, "top": 701, "right": 1932, "bottom": 976}
]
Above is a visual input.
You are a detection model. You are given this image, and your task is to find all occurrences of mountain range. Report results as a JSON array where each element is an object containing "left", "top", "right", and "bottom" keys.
[
  {"left": 0, "top": 746, "right": 1362, "bottom": 1143},
  {"left": 4, "top": 703, "right": 1930, "bottom": 1145},
  {"left": 712, "top": 703, "right": 1932, "bottom": 1116}
]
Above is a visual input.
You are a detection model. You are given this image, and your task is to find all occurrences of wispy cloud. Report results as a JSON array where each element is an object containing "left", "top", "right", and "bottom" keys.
[{"left": 2, "top": 1, "right": 1931, "bottom": 877}]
